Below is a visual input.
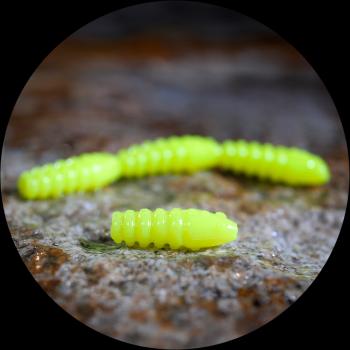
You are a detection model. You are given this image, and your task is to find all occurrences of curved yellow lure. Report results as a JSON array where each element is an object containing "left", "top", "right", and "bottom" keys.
[
  {"left": 18, "top": 153, "right": 121, "bottom": 200},
  {"left": 17, "top": 135, "right": 331, "bottom": 200},
  {"left": 220, "top": 140, "right": 330, "bottom": 186},
  {"left": 117, "top": 135, "right": 222, "bottom": 178},
  {"left": 111, "top": 208, "right": 238, "bottom": 250}
]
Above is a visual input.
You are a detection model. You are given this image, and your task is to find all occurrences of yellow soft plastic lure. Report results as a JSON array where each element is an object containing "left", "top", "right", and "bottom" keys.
[
  {"left": 220, "top": 140, "right": 330, "bottom": 186},
  {"left": 17, "top": 153, "right": 121, "bottom": 200},
  {"left": 17, "top": 135, "right": 330, "bottom": 199},
  {"left": 117, "top": 135, "right": 222, "bottom": 178},
  {"left": 111, "top": 208, "right": 238, "bottom": 250}
]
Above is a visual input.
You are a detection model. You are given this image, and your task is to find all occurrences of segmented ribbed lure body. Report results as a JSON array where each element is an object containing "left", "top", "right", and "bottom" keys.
[
  {"left": 18, "top": 153, "right": 121, "bottom": 200},
  {"left": 111, "top": 208, "right": 238, "bottom": 250},
  {"left": 116, "top": 135, "right": 222, "bottom": 178},
  {"left": 220, "top": 140, "right": 330, "bottom": 185},
  {"left": 17, "top": 136, "right": 331, "bottom": 200}
]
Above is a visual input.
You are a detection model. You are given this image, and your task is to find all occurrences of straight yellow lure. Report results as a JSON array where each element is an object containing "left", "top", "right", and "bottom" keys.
[
  {"left": 117, "top": 135, "right": 222, "bottom": 178},
  {"left": 17, "top": 153, "right": 121, "bottom": 200},
  {"left": 220, "top": 140, "right": 330, "bottom": 186},
  {"left": 111, "top": 208, "right": 238, "bottom": 250}
]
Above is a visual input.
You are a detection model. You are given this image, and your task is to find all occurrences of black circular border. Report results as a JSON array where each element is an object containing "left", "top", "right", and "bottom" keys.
[{"left": 1, "top": 1, "right": 348, "bottom": 349}]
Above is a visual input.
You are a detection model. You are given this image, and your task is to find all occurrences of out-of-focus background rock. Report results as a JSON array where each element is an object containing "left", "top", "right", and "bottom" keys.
[{"left": 1, "top": 2, "right": 348, "bottom": 349}]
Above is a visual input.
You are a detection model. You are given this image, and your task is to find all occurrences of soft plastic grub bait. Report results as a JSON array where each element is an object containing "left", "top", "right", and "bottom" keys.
[
  {"left": 18, "top": 153, "right": 121, "bottom": 200},
  {"left": 111, "top": 208, "right": 238, "bottom": 250},
  {"left": 17, "top": 135, "right": 331, "bottom": 200},
  {"left": 116, "top": 135, "right": 222, "bottom": 178},
  {"left": 220, "top": 140, "right": 330, "bottom": 186}
]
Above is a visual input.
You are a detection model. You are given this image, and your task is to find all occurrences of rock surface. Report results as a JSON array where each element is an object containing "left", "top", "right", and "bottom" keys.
[{"left": 1, "top": 31, "right": 348, "bottom": 348}]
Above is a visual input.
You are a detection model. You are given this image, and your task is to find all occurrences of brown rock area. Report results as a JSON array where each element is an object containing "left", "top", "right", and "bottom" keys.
[{"left": 1, "top": 31, "right": 348, "bottom": 348}]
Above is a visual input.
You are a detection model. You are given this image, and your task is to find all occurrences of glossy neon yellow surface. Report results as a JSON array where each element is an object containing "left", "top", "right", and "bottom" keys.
[
  {"left": 17, "top": 136, "right": 331, "bottom": 201},
  {"left": 111, "top": 208, "right": 238, "bottom": 250},
  {"left": 220, "top": 140, "right": 330, "bottom": 186},
  {"left": 116, "top": 135, "right": 222, "bottom": 178},
  {"left": 18, "top": 153, "right": 121, "bottom": 200}
]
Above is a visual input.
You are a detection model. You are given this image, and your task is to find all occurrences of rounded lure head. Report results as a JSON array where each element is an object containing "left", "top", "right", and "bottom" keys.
[
  {"left": 183, "top": 209, "right": 238, "bottom": 250},
  {"left": 282, "top": 149, "right": 331, "bottom": 186}
]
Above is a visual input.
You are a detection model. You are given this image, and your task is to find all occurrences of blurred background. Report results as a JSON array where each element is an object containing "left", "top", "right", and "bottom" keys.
[
  {"left": 2, "top": 1, "right": 346, "bottom": 174},
  {"left": 1, "top": 2, "right": 348, "bottom": 349}
]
